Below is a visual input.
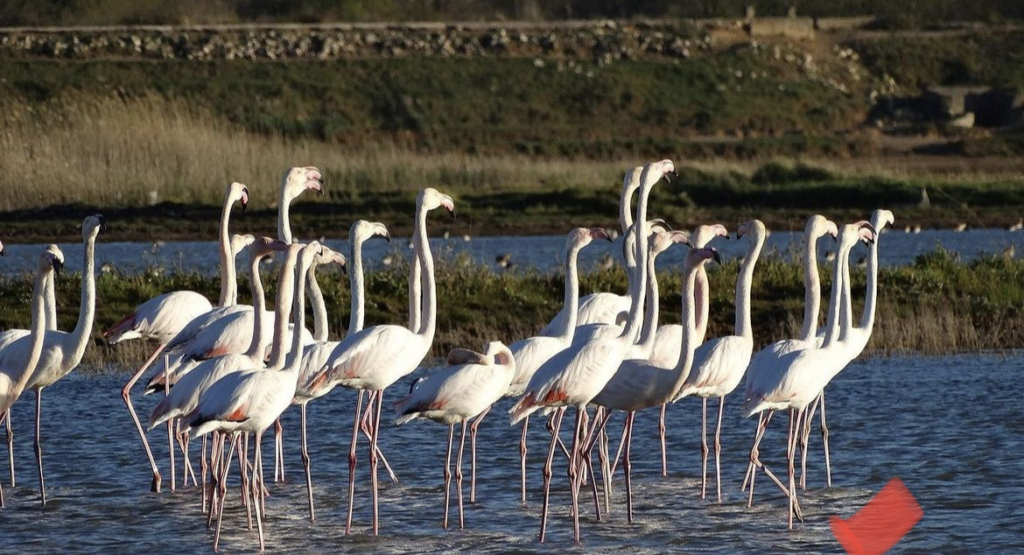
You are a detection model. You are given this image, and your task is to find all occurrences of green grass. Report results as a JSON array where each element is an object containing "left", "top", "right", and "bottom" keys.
[{"left": 3, "top": 247, "right": 1023, "bottom": 372}]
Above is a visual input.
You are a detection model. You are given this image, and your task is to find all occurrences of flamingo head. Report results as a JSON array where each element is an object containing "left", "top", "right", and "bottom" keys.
[
  {"left": 685, "top": 246, "right": 722, "bottom": 270},
  {"left": 281, "top": 166, "right": 325, "bottom": 202},
  {"left": 227, "top": 182, "right": 249, "bottom": 213},
  {"left": 0, "top": 239, "right": 5, "bottom": 257},
  {"left": 872, "top": 209, "right": 895, "bottom": 234},
  {"left": 567, "top": 227, "right": 610, "bottom": 252},
  {"left": 43, "top": 244, "right": 64, "bottom": 278},
  {"left": 351, "top": 220, "right": 391, "bottom": 246},
  {"left": 420, "top": 188, "right": 456, "bottom": 219},
  {"left": 736, "top": 219, "right": 766, "bottom": 241},
  {"left": 230, "top": 234, "right": 256, "bottom": 258},
  {"left": 650, "top": 229, "right": 691, "bottom": 257},
  {"left": 315, "top": 245, "right": 347, "bottom": 272},
  {"left": 855, "top": 220, "right": 877, "bottom": 245},
  {"left": 485, "top": 341, "right": 516, "bottom": 371},
  {"left": 447, "top": 347, "right": 489, "bottom": 366},
  {"left": 807, "top": 214, "right": 838, "bottom": 242},
  {"left": 639, "top": 159, "right": 676, "bottom": 190},
  {"left": 692, "top": 223, "right": 728, "bottom": 248},
  {"left": 83, "top": 214, "right": 106, "bottom": 238},
  {"left": 248, "top": 237, "right": 289, "bottom": 263}
]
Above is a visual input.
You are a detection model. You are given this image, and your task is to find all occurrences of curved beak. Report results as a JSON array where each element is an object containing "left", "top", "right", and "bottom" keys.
[
  {"left": 53, "top": 259, "right": 63, "bottom": 278},
  {"left": 97, "top": 214, "right": 107, "bottom": 231},
  {"left": 858, "top": 221, "right": 878, "bottom": 245},
  {"left": 590, "top": 228, "right": 612, "bottom": 242},
  {"left": 710, "top": 247, "right": 722, "bottom": 266}
]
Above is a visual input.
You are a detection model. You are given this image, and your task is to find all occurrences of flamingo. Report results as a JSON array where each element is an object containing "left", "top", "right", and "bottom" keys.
[
  {"left": 650, "top": 223, "right": 728, "bottom": 477},
  {"left": 503, "top": 227, "right": 610, "bottom": 505},
  {"left": 741, "top": 221, "right": 875, "bottom": 529},
  {"left": 312, "top": 187, "right": 454, "bottom": 535},
  {"left": 393, "top": 341, "right": 516, "bottom": 529},
  {"left": 739, "top": 214, "right": 837, "bottom": 490},
  {"left": 0, "top": 247, "right": 61, "bottom": 507},
  {"left": 9, "top": 216, "right": 104, "bottom": 506},
  {"left": 798, "top": 209, "right": 893, "bottom": 488},
  {"left": 294, "top": 220, "right": 390, "bottom": 522},
  {"left": 590, "top": 245, "right": 719, "bottom": 521},
  {"left": 672, "top": 220, "right": 766, "bottom": 503},
  {"left": 146, "top": 238, "right": 291, "bottom": 503},
  {"left": 1, "top": 244, "right": 63, "bottom": 487},
  {"left": 509, "top": 159, "right": 674, "bottom": 543},
  {"left": 117, "top": 181, "right": 250, "bottom": 492},
  {"left": 540, "top": 167, "right": 642, "bottom": 334},
  {"left": 183, "top": 241, "right": 321, "bottom": 552}
]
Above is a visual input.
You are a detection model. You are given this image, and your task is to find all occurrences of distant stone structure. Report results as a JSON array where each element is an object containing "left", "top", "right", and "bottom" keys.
[{"left": 745, "top": 5, "right": 815, "bottom": 40}]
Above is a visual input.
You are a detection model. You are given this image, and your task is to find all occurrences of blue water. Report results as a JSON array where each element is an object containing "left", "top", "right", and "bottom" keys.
[
  {"left": 1, "top": 227, "right": 1020, "bottom": 277},
  {"left": 1, "top": 352, "right": 1020, "bottom": 553}
]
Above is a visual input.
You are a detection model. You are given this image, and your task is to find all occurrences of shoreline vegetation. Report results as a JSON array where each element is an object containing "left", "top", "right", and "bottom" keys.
[{"left": 0, "top": 246, "right": 1019, "bottom": 372}]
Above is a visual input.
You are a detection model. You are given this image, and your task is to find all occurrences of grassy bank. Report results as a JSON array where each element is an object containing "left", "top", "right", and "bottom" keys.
[
  {"left": 1, "top": 247, "right": 1020, "bottom": 373},
  {"left": 3, "top": 92, "right": 1024, "bottom": 242}
]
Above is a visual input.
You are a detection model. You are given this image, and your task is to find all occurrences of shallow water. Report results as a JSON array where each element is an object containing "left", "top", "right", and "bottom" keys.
[
  {"left": 1, "top": 228, "right": 1021, "bottom": 276},
  {"left": 1, "top": 352, "right": 1021, "bottom": 553}
]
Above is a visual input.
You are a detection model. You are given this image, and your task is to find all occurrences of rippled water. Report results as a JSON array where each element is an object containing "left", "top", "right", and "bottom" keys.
[
  {"left": 2, "top": 228, "right": 1022, "bottom": 276},
  {"left": 1, "top": 352, "right": 1020, "bottom": 553}
]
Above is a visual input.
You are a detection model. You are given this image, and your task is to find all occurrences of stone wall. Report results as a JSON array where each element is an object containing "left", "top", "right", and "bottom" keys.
[{"left": 0, "top": 21, "right": 717, "bottom": 62}]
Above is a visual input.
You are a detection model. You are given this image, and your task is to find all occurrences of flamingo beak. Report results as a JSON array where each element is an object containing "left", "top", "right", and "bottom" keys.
[{"left": 710, "top": 247, "right": 722, "bottom": 265}]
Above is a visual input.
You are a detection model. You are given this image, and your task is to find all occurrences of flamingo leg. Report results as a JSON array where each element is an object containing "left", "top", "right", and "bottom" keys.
[
  {"left": 597, "top": 413, "right": 611, "bottom": 514},
  {"left": 539, "top": 408, "right": 564, "bottom": 543},
  {"left": 579, "top": 408, "right": 603, "bottom": 522},
  {"left": 743, "top": 410, "right": 774, "bottom": 492},
  {"left": 239, "top": 433, "right": 252, "bottom": 530},
  {"left": 545, "top": 411, "right": 572, "bottom": 462},
  {"left": 207, "top": 433, "right": 223, "bottom": 528},
  {"left": 274, "top": 418, "right": 284, "bottom": 483},
  {"left": 799, "top": 394, "right": 820, "bottom": 490},
  {"left": 567, "top": 406, "right": 584, "bottom": 544},
  {"left": 252, "top": 433, "right": 266, "bottom": 551},
  {"left": 786, "top": 408, "right": 808, "bottom": 529},
  {"left": 179, "top": 427, "right": 197, "bottom": 487},
  {"left": 300, "top": 403, "right": 315, "bottom": 522},
  {"left": 820, "top": 389, "right": 832, "bottom": 487},
  {"left": 163, "top": 358, "right": 175, "bottom": 494},
  {"left": 700, "top": 397, "right": 708, "bottom": 500},
  {"left": 34, "top": 388, "right": 46, "bottom": 506},
  {"left": 623, "top": 411, "right": 636, "bottom": 523},
  {"left": 658, "top": 403, "right": 668, "bottom": 477},
  {"left": 212, "top": 433, "right": 238, "bottom": 552},
  {"left": 456, "top": 419, "right": 467, "bottom": 529},
  {"left": 201, "top": 434, "right": 209, "bottom": 514},
  {"left": 442, "top": 423, "right": 454, "bottom": 529},
  {"left": 714, "top": 395, "right": 724, "bottom": 503},
  {"left": 360, "top": 391, "right": 398, "bottom": 483},
  {"left": 345, "top": 390, "right": 364, "bottom": 534},
  {"left": 468, "top": 405, "right": 489, "bottom": 504},
  {"left": 4, "top": 410, "right": 14, "bottom": 488},
  {"left": 120, "top": 342, "right": 166, "bottom": 493},
  {"left": 609, "top": 413, "right": 629, "bottom": 478},
  {"left": 518, "top": 416, "right": 529, "bottom": 506},
  {"left": 369, "top": 389, "right": 384, "bottom": 535}
]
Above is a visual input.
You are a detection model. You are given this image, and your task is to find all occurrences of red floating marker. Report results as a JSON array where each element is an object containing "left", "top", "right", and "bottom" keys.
[{"left": 830, "top": 477, "right": 923, "bottom": 555}]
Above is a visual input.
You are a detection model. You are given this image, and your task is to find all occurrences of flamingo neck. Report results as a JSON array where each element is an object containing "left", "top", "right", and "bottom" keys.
[
  {"left": 822, "top": 242, "right": 849, "bottom": 347},
  {"left": 735, "top": 232, "right": 764, "bottom": 340},
  {"left": 44, "top": 271, "right": 57, "bottom": 332},
  {"left": 348, "top": 237, "right": 366, "bottom": 335},
  {"left": 277, "top": 185, "right": 293, "bottom": 244},
  {"left": 553, "top": 243, "right": 582, "bottom": 341},
  {"left": 10, "top": 266, "right": 51, "bottom": 406},
  {"left": 635, "top": 248, "right": 661, "bottom": 354},
  {"left": 267, "top": 248, "right": 299, "bottom": 369},
  {"left": 620, "top": 185, "right": 637, "bottom": 273},
  {"left": 668, "top": 261, "right": 700, "bottom": 401},
  {"left": 415, "top": 203, "right": 437, "bottom": 342},
  {"left": 799, "top": 230, "right": 822, "bottom": 341},
  {"left": 408, "top": 239, "right": 422, "bottom": 332},
  {"left": 694, "top": 266, "right": 709, "bottom": 344},
  {"left": 859, "top": 222, "right": 883, "bottom": 332},
  {"left": 218, "top": 193, "right": 237, "bottom": 307},
  {"left": 621, "top": 176, "right": 654, "bottom": 343},
  {"left": 243, "top": 253, "right": 269, "bottom": 359},
  {"left": 284, "top": 254, "right": 313, "bottom": 374},
  {"left": 840, "top": 242, "right": 853, "bottom": 342},
  {"left": 66, "top": 232, "right": 97, "bottom": 369},
  {"left": 307, "top": 263, "right": 328, "bottom": 342}
]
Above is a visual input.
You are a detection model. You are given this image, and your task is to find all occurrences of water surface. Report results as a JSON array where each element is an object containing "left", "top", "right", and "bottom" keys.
[{"left": 1, "top": 352, "right": 1020, "bottom": 553}]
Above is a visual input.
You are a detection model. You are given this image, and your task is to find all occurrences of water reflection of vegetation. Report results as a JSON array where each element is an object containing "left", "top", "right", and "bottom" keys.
[{"left": 1, "top": 247, "right": 1019, "bottom": 372}]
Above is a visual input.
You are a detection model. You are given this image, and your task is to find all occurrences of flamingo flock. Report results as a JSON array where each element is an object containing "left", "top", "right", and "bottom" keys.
[{"left": 0, "top": 160, "right": 896, "bottom": 551}]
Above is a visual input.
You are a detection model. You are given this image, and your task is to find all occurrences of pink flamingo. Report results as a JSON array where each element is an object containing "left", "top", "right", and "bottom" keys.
[
  {"left": 0, "top": 246, "right": 61, "bottom": 507},
  {"left": 311, "top": 188, "right": 454, "bottom": 535},
  {"left": 183, "top": 241, "right": 320, "bottom": 552},
  {"left": 394, "top": 341, "right": 516, "bottom": 529},
  {"left": 509, "top": 160, "right": 673, "bottom": 543}
]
